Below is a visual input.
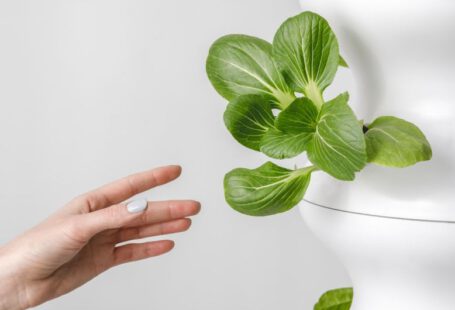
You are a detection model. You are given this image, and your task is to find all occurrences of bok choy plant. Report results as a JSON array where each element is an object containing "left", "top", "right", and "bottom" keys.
[{"left": 206, "top": 11, "right": 432, "bottom": 216}]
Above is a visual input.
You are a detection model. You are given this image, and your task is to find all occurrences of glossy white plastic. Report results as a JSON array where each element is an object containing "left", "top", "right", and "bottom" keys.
[
  {"left": 298, "top": 0, "right": 455, "bottom": 221},
  {"left": 297, "top": 2, "right": 455, "bottom": 308},
  {"left": 300, "top": 201, "right": 455, "bottom": 310}
]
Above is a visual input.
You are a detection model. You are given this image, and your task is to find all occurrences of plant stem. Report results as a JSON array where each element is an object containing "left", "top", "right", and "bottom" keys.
[
  {"left": 295, "top": 165, "right": 319, "bottom": 175},
  {"left": 304, "top": 81, "right": 324, "bottom": 110},
  {"left": 275, "top": 91, "right": 296, "bottom": 110}
]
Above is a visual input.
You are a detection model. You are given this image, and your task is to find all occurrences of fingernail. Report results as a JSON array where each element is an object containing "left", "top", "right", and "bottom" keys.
[{"left": 127, "top": 199, "right": 148, "bottom": 213}]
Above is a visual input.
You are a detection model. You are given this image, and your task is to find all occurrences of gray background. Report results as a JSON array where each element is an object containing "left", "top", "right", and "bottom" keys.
[{"left": 0, "top": 0, "right": 350, "bottom": 309}]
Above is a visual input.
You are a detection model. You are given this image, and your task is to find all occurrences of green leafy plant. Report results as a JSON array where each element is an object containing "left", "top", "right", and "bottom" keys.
[
  {"left": 206, "top": 11, "right": 432, "bottom": 216},
  {"left": 314, "top": 288, "right": 353, "bottom": 310}
]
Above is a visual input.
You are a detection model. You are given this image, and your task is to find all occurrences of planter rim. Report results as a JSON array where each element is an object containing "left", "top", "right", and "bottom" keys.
[
  {"left": 302, "top": 199, "right": 455, "bottom": 224},
  {"left": 300, "top": 199, "right": 455, "bottom": 310}
]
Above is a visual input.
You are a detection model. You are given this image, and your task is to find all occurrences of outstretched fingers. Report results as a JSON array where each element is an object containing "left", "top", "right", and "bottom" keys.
[
  {"left": 116, "top": 218, "right": 192, "bottom": 243},
  {"left": 76, "top": 200, "right": 200, "bottom": 240},
  {"left": 70, "top": 165, "right": 182, "bottom": 213},
  {"left": 113, "top": 240, "right": 175, "bottom": 266}
]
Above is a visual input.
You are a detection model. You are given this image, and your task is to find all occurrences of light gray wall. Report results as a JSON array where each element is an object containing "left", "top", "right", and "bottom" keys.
[{"left": 0, "top": 0, "right": 350, "bottom": 309}]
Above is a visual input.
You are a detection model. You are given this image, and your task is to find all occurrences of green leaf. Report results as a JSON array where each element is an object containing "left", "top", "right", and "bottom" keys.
[
  {"left": 275, "top": 97, "right": 319, "bottom": 134},
  {"left": 307, "top": 93, "right": 367, "bottom": 181},
  {"left": 365, "top": 116, "right": 432, "bottom": 167},
  {"left": 273, "top": 12, "right": 339, "bottom": 108},
  {"left": 260, "top": 128, "right": 310, "bottom": 159},
  {"left": 314, "top": 288, "right": 353, "bottom": 310},
  {"left": 259, "top": 97, "right": 318, "bottom": 159},
  {"left": 224, "top": 162, "right": 315, "bottom": 216},
  {"left": 339, "top": 55, "right": 349, "bottom": 68},
  {"left": 206, "top": 34, "right": 295, "bottom": 109},
  {"left": 223, "top": 94, "right": 275, "bottom": 151}
]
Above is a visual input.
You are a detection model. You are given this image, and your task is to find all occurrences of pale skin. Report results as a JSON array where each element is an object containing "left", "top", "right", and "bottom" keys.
[{"left": 0, "top": 165, "right": 200, "bottom": 310}]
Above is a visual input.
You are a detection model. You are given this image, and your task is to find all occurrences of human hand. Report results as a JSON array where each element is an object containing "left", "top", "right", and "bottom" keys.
[{"left": 0, "top": 165, "right": 200, "bottom": 310}]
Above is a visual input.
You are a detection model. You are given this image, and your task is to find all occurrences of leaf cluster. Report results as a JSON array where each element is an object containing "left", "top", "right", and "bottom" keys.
[{"left": 206, "top": 12, "right": 432, "bottom": 216}]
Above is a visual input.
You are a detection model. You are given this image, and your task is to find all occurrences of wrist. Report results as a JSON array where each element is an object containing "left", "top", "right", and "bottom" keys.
[{"left": 0, "top": 247, "right": 29, "bottom": 310}]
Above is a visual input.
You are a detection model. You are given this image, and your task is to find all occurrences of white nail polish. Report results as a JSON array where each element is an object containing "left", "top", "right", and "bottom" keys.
[{"left": 127, "top": 199, "right": 148, "bottom": 213}]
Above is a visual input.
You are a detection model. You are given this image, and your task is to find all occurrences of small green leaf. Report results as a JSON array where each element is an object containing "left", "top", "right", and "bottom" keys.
[
  {"left": 260, "top": 128, "right": 310, "bottom": 159},
  {"left": 307, "top": 93, "right": 367, "bottom": 181},
  {"left": 339, "top": 55, "right": 349, "bottom": 68},
  {"left": 206, "top": 34, "right": 295, "bottom": 109},
  {"left": 365, "top": 116, "right": 432, "bottom": 167},
  {"left": 273, "top": 12, "right": 339, "bottom": 108},
  {"left": 224, "top": 162, "right": 315, "bottom": 216},
  {"left": 314, "top": 288, "right": 353, "bottom": 310},
  {"left": 223, "top": 94, "right": 275, "bottom": 151}
]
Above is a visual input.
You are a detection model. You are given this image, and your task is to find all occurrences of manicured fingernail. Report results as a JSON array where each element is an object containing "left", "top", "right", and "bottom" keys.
[{"left": 127, "top": 199, "right": 148, "bottom": 213}]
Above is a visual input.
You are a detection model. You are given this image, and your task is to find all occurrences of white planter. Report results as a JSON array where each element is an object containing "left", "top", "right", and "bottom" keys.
[
  {"left": 297, "top": 0, "right": 455, "bottom": 309},
  {"left": 300, "top": 201, "right": 455, "bottom": 310}
]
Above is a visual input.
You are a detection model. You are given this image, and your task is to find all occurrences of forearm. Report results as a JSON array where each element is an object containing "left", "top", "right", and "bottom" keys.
[{"left": 0, "top": 248, "right": 29, "bottom": 310}]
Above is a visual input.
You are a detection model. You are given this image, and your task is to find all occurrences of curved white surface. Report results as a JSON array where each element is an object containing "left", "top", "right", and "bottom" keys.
[
  {"left": 298, "top": 0, "right": 455, "bottom": 221},
  {"left": 300, "top": 201, "right": 455, "bottom": 310}
]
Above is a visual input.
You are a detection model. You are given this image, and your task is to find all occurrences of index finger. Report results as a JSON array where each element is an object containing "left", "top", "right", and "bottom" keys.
[{"left": 70, "top": 165, "right": 182, "bottom": 213}]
